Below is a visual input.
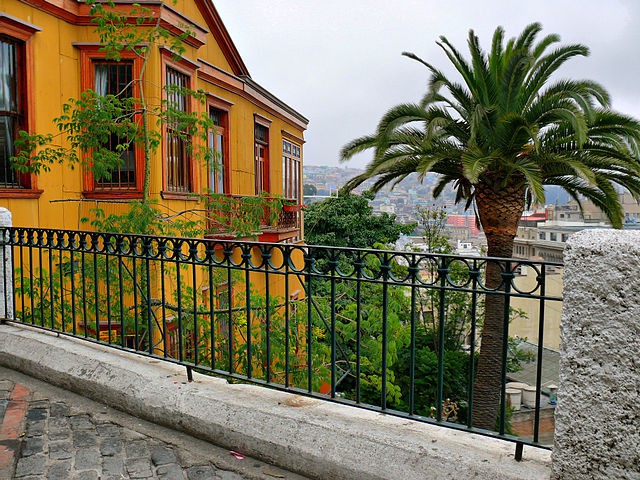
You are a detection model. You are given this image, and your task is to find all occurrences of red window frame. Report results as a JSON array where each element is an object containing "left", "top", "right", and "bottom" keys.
[
  {"left": 282, "top": 139, "right": 301, "bottom": 202},
  {"left": 208, "top": 105, "right": 230, "bottom": 194},
  {"left": 165, "top": 67, "right": 191, "bottom": 194},
  {"left": 161, "top": 49, "right": 199, "bottom": 199},
  {"left": 254, "top": 119, "right": 270, "bottom": 195},
  {"left": 78, "top": 46, "right": 144, "bottom": 198},
  {"left": 0, "top": 17, "right": 41, "bottom": 198}
]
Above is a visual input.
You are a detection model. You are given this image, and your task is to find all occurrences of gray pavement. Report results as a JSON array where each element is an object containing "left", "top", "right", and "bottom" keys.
[{"left": 0, "top": 366, "right": 308, "bottom": 480}]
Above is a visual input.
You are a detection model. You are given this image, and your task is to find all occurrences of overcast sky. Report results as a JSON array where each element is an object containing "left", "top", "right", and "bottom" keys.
[{"left": 214, "top": 1, "right": 640, "bottom": 169}]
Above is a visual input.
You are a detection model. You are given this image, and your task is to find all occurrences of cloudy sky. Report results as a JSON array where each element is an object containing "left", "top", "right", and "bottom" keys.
[{"left": 214, "top": 1, "right": 640, "bottom": 168}]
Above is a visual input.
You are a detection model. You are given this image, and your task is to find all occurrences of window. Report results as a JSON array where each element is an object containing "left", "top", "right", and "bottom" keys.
[
  {"left": 282, "top": 139, "right": 301, "bottom": 201},
  {"left": 209, "top": 107, "right": 228, "bottom": 194},
  {"left": 561, "top": 233, "right": 569, "bottom": 242},
  {"left": 93, "top": 61, "right": 136, "bottom": 189},
  {"left": 550, "top": 232, "right": 557, "bottom": 242},
  {"left": 203, "top": 282, "right": 232, "bottom": 340},
  {"left": 539, "top": 232, "right": 546, "bottom": 240},
  {"left": 255, "top": 122, "right": 269, "bottom": 194},
  {"left": 0, "top": 37, "right": 22, "bottom": 188},
  {"left": 166, "top": 67, "right": 191, "bottom": 193},
  {"left": 0, "top": 19, "right": 40, "bottom": 196},
  {"left": 78, "top": 46, "right": 143, "bottom": 197}
]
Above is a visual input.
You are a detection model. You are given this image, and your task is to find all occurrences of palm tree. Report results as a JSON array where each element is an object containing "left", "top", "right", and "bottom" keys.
[{"left": 341, "top": 23, "right": 640, "bottom": 430}]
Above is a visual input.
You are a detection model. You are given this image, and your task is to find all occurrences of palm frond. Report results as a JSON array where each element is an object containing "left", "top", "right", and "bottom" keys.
[{"left": 340, "top": 134, "right": 378, "bottom": 161}]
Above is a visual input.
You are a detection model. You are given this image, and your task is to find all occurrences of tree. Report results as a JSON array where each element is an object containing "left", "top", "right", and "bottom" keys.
[
  {"left": 341, "top": 23, "right": 640, "bottom": 429},
  {"left": 416, "top": 204, "right": 450, "bottom": 253},
  {"left": 8, "top": 0, "right": 282, "bottom": 363},
  {"left": 304, "top": 190, "right": 414, "bottom": 248}
]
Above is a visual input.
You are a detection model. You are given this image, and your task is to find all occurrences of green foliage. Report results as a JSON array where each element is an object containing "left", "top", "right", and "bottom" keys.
[
  {"left": 395, "top": 330, "right": 474, "bottom": 417},
  {"left": 316, "top": 279, "right": 412, "bottom": 406},
  {"left": 506, "top": 337, "right": 535, "bottom": 373},
  {"left": 304, "top": 191, "right": 415, "bottom": 248},
  {"left": 14, "top": 91, "right": 144, "bottom": 180},
  {"left": 87, "top": 2, "right": 186, "bottom": 60},
  {"left": 82, "top": 200, "right": 202, "bottom": 237}
]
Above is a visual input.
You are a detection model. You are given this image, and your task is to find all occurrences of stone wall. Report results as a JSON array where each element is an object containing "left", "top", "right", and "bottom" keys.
[{"left": 553, "top": 230, "right": 640, "bottom": 479}]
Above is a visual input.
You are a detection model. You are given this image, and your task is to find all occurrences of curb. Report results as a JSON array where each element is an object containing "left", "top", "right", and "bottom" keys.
[{"left": 0, "top": 324, "right": 551, "bottom": 480}]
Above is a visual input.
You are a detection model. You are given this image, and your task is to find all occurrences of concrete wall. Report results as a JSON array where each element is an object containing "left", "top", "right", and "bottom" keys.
[
  {"left": 0, "top": 325, "right": 551, "bottom": 480},
  {"left": 553, "top": 230, "right": 640, "bottom": 479}
]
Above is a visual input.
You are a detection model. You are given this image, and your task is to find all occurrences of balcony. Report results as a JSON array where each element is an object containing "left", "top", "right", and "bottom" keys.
[{"left": 205, "top": 194, "right": 301, "bottom": 242}]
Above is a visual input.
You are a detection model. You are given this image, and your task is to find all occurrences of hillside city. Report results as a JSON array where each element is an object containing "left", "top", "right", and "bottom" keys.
[{"left": 304, "top": 165, "right": 640, "bottom": 261}]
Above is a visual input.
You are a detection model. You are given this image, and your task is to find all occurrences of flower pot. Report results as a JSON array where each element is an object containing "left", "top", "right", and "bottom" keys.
[
  {"left": 506, "top": 381, "right": 528, "bottom": 391},
  {"left": 522, "top": 386, "right": 537, "bottom": 408}
]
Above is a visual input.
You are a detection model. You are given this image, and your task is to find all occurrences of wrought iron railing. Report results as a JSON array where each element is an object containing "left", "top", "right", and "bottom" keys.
[{"left": 0, "top": 227, "right": 562, "bottom": 455}]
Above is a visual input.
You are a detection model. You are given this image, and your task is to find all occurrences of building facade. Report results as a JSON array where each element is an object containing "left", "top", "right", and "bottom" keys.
[
  {"left": 0, "top": 0, "right": 307, "bottom": 243},
  {"left": 1, "top": 0, "right": 308, "bottom": 361}
]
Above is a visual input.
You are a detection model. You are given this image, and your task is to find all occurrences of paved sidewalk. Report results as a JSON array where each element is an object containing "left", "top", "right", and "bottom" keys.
[{"left": 0, "top": 367, "right": 308, "bottom": 480}]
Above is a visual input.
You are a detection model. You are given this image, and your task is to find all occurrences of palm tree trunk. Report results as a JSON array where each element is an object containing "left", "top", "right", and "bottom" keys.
[{"left": 472, "top": 181, "right": 525, "bottom": 430}]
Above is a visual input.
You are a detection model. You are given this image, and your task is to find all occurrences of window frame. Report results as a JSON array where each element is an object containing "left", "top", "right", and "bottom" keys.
[
  {"left": 0, "top": 16, "right": 41, "bottom": 198},
  {"left": 78, "top": 45, "right": 144, "bottom": 199},
  {"left": 282, "top": 138, "right": 301, "bottom": 202},
  {"left": 161, "top": 49, "right": 199, "bottom": 200},
  {"left": 254, "top": 114, "right": 271, "bottom": 195},
  {"left": 207, "top": 98, "right": 232, "bottom": 195}
]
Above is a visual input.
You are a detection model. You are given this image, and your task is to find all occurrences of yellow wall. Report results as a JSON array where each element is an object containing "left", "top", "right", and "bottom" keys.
[
  {"left": 1, "top": 0, "right": 307, "bottom": 235},
  {"left": 510, "top": 267, "right": 564, "bottom": 350}
]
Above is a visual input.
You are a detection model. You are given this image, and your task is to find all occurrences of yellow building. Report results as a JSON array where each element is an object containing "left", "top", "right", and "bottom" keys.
[
  {"left": 0, "top": 0, "right": 307, "bottom": 243},
  {"left": 1, "top": 0, "right": 310, "bottom": 375}
]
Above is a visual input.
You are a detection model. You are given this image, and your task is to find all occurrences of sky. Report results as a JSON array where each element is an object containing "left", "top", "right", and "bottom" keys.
[{"left": 214, "top": 1, "right": 640, "bottom": 169}]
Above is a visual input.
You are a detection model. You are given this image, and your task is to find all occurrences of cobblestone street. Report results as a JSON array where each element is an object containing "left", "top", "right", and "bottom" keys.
[{"left": 0, "top": 367, "right": 308, "bottom": 480}]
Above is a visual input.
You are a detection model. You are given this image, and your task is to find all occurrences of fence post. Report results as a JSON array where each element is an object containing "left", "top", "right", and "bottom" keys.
[
  {"left": 0, "top": 207, "right": 13, "bottom": 321},
  {"left": 553, "top": 230, "right": 640, "bottom": 480}
]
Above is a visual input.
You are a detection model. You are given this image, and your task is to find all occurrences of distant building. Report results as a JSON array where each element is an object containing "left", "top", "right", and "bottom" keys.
[
  {"left": 379, "top": 204, "right": 396, "bottom": 214},
  {"left": 514, "top": 194, "right": 640, "bottom": 262},
  {"left": 446, "top": 214, "right": 480, "bottom": 238},
  {"left": 456, "top": 241, "right": 481, "bottom": 256}
]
